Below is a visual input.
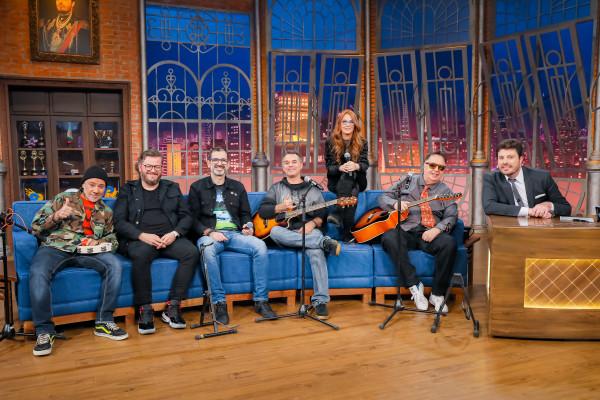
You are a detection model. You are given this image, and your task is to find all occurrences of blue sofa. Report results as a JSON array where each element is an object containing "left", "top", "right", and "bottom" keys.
[{"left": 11, "top": 190, "right": 467, "bottom": 328}]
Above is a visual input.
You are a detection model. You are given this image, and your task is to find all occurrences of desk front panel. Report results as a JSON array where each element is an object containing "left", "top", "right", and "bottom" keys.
[{"left": 488, "top": 218, "right": 600, "bottom": 339}]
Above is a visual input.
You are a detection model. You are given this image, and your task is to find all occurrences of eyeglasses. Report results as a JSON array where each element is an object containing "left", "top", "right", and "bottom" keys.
[
  {"left": 142, "top": 164, "right": 161, "bottom": 171},
  {"left": 210, "top": 158, "right": 227, "bottom": 164},
  {"left": 341, "top": 120, "right": 354, "bottom": 126},
  {"left": 425, "top": 162, "right": 446, "bottom": 171}
]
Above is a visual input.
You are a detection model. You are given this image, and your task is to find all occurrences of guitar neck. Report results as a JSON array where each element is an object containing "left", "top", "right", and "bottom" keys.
[
  {"left": 285, "top": 198, "right": 339, "bottom": 219},
  {"left": 407, "top": 195, "right": 441, "bottom": 208}
]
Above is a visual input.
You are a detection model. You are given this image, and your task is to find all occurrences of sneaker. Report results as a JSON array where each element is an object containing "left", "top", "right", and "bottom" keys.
[
  {"left": 327, "top": 214, "right": 341, "bottom": 226},
  {"left": 313, "top": 303, "right": 330, "bottom": 320},
  {"left": 94, "top": 322, "right": 129, "bottom": 340},
  {"left": 161, "top": 299, "right": 186, "bottom": 329},
  {"left": 321, "top": 236, "right": 341, "bottom": 256},
  {"left": 214, "top": 302, "right": 229, "bottom": 325},
  {"left": 33, "top": 333, "right": 55, "bottom": 356},
  {"left": 254, "top": 301, "right": 277, "bottom": 319},
  {"left": 138, "top": 304, "right": 156, "bottom": 335},
  {"left": 409, "top": 282, "right": 429, "bottom": 311},
  {"left": 429, "top": 294, "right": 449, "bottom": 313}
]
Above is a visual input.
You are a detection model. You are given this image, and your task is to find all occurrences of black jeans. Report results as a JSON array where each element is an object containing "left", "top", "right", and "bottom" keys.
[
  {"left": 126, "top": 238, "right": 199, "bottom": 306},
  {"left": 381, "top": 227, "right": 456, "bottom": 295}
]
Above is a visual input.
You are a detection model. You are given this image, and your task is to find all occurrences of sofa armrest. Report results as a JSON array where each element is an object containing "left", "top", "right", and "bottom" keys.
[{"left": 12, "top": 230, "right": 39, "bottom": 277}]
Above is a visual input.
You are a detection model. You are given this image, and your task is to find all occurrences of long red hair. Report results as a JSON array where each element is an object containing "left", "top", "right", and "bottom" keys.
[{"left": 330, "top": 109, "right": 365, "bottom": 163}]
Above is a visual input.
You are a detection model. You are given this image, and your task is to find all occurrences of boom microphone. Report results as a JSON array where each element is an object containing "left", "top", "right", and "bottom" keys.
[{"left": 304, "top": 176, "right": 324, "bottom": 191}]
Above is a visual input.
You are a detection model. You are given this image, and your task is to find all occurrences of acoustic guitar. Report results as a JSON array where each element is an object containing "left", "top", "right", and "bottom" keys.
[
  {"left": 253, "top": 197, "right": 358, "bottom": 240},
  {"left": 350, "top": 192, "right": 462, "bottom": 243}
]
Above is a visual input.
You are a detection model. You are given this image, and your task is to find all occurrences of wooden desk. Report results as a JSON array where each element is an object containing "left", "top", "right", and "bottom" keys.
[{"left": 487, "top": 216, "right": 600, "bottom": 339}]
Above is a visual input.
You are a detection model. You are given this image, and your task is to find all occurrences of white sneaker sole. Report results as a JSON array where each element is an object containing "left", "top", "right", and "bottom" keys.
[
  {"left": 138, "top": 326, "right": 156, "bottom": 335},
  {"left": 161, "top": 313, "right": 186, "bottom": 329},
  {"left": 94, "top": 331, "right": 129, "bottom": 341},
  {"left": 32, "top": 347, "right": 52, "bottom": 356}
]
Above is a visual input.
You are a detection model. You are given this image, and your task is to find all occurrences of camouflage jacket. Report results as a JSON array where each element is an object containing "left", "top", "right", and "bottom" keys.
[{"left": 31, "top": 190, "right": 118, "bottom": 253}]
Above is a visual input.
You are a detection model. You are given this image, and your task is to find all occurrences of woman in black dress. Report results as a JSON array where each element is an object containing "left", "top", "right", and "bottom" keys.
[{"left": 325, "top": 109, "right": 369, "bottom": 242}]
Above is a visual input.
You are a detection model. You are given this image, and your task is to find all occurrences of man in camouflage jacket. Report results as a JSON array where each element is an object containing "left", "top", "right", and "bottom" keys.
[{"left": 29, "top": 166, "right": 128, "bottom": 357}]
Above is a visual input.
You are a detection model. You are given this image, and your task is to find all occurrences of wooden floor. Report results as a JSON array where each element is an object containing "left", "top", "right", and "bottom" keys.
[{"left": 1, "top": 285, "right": 599, "bottom": 400}]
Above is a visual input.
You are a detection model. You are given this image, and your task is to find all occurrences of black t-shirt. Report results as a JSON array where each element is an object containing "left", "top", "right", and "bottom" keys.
[{"left": 139, "top": 188, "right": 173, "bottom": 236}]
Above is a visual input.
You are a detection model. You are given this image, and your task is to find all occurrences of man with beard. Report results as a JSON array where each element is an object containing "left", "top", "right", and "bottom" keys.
[
  {"left": 188, "top": 147, "right": 276, "bottom": 325},
  {"left": 39, "top": 0, "right": 90, "bottom": 54},
  {"left": 483, "top": 139, "right": 571, "bottom": 218},
  {"left": 114, "top": 149, "right": 199, "bottom": 335}
]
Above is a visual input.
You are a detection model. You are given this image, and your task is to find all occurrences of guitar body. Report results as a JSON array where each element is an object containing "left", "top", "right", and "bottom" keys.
[
  {"left": 351, "top": 208, "right": 400, "bottom": 243},
  {"left": 252, "top": 213, "right": 286, "bottom": 240}
]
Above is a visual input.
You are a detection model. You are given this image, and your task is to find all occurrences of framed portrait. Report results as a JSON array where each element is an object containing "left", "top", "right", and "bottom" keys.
[{"left": 29, "top": 0, "right": 99, "bottom": 64}]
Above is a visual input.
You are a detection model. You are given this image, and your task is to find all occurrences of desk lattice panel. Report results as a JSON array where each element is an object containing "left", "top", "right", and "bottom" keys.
[{"left": 524, "top": 259, "right": 600, "bottom": 309}]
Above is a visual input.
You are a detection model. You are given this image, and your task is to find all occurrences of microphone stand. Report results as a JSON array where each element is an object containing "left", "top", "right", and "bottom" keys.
[
  {"left": 1, "top": 212, "right": 36, "bottom": 341},
  {"left": 256, "top": 192, "right": 339, "bottom": 330},
  {"left": 368, "top": 178, "right": 440, "bottom": 330},
  {"left": 191, "top": 243, "right": 238, "bottom": 339}
]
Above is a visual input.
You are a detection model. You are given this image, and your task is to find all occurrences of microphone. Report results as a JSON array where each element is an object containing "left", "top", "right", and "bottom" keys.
[
  {"left": 304, "top": 176, "right": 324, "bottom": 191},
  {"left": 344, "top": 152, "right": 353, "bottom": 178}
]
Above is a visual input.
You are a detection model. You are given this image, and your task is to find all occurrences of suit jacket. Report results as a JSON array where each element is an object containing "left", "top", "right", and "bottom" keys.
[{"left": 482, "top": 166, "right": 571, "bottom": 217}]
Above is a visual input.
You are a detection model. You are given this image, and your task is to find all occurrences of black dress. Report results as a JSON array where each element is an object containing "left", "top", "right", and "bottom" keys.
[{"left": 325, "top": 140, "right": 369, "bottom": 241}]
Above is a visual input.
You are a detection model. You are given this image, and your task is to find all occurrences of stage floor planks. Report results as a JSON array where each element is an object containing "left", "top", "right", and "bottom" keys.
[{"left": 1, "top": 286, "right": 599, "bottom": 400}]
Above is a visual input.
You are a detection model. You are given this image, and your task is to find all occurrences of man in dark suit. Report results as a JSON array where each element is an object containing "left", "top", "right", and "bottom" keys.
[{"left": 483, "top": 139, "right": 571, "bottom": 218}]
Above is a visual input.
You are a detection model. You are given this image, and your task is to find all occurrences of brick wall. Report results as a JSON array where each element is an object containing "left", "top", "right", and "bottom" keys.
[{"left": 0, "top": 0, "right": 143, "bottom": 177}]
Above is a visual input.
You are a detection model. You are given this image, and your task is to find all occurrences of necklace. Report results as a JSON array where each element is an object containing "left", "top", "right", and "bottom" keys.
[{"left": 54, "top": 10, "right": 73, "bottom": 31}]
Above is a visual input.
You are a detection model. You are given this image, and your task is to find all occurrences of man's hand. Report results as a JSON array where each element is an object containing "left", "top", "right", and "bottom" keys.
[
  {"left": 209, "top": 231, "right": 228, "bottom": 242},
  {"left": 395, "top": 201, "right": 409, "bottom": 212},
  {"left": 241, "top": 226, "right": 254, "bottom": 236},
  {"left": 276, "top": 197, "right": 296, "bottom": 213},
  {"left": 159, "top": 231, "right": 178, "bottom": 247},
  {"left": 139, "top": 232, "right": 163, "bottom": 248},
  {"left": 422, "top": 227, "right": 441, "bottom": 242},
  {"left": 296, "top": 220, "right": 316, "bottom": 235},
  {"left": 53, "top": 198, "right": 75, "bottom": 221},
  {"left": 528, "top": 204, "right": 552, "bottom": 219}
]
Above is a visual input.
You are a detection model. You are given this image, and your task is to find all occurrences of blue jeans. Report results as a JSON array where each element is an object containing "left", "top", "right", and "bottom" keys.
[
  {"left": 197, "top": 231, "right": 269, "bottom": 303},
  {"left": 269, "top": 226, "right": 330, "bottom": 304},
  {"left": 29, "top": 246, "right": 123, "bottom": 336}
]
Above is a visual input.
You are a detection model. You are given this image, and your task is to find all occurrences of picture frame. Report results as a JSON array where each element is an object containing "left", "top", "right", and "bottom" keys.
[{"left": 29, "top": 0, "right": 99, "bottom": 64}]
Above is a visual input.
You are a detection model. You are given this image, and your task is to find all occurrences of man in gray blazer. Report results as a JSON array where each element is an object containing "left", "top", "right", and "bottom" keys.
[{"left": 483, "top": 139, "right": 571, "bottom": 218}]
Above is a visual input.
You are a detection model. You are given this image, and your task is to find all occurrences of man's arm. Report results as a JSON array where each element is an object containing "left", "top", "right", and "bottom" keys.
[
  {"left": 378, "top": 181, "right": 401, "bottom": 211},
  {"left": 544, "top": 173, "right": 572, "bottom": 216},
  {"left": 482, "top": 173, "right": 521, "bottom": 216},
  {"left": 98, "top": 208, "right": 119, "bottom": 252},
  {"left": 113, "top": 185, "right": 142, "bottom": 240},
  {"left": 436, "top": 201, "right": 458, "bottom": 233},
  {"left": 173, "top": 185, "right": 192, "bottom": 236},
  {"left": 188, "top": 184, "right": 212, "bottom": 236},
  {"left": 239, "top": 186, "right": 252, "bottom": 227},
  {"left": 31, "top": 195, "right": 64, "bottom": 238},
  {"left": 258, "top": 186, "right": 279, "bottom": 219}
]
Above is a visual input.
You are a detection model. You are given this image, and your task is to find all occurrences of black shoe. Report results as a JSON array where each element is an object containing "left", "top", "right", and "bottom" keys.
[
  {"left": 138, "top": 304, "right": 156, "bottom": 335},
  {"left": 214, "top": 302, "right": 229, "bottom": 325},
  {"left": 313, "top": 303, "right": 330, "bottom": 320},
  {"left": 33, "top": 333, "right": 55, "bottom": 356},
  {"left": 321, "top": 236, "right": 341, "bottom": 256},
  {"left": 161, "top": 299, "right": 186, "bottom": 329},
  {"left": 94, "top": 322, "right": 129, "bottom": 340},
  {"left": 254, "top": 301, "right": 277, "bottom": 319}
]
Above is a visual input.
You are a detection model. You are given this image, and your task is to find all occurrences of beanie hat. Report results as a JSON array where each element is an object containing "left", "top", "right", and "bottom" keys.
[{"left": 81, "top": 165, "right": 109, "bottom": 186}]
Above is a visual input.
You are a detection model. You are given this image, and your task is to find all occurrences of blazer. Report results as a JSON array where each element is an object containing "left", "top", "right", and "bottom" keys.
[
  {"left": 482, "top": 166, "right": 571, "bottom": 217},
  {"left": 325, "top": 140, "right": 369, "bottom": 193},
  {"left": 113, "top": 179, "right": 192, "bottom": 250}
]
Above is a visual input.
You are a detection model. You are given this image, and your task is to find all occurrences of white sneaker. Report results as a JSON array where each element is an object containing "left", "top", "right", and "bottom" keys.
[
  {"left": 409, "top": 282, "right": 428, "bottom": 311},
  {"left": 429, "top": 294, "right": 449, "bottom": 313}
]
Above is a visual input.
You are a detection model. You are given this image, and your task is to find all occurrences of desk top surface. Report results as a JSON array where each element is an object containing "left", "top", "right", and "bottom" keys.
[{"left": 487, "top": 215, "right": 600, "bottom": 230}]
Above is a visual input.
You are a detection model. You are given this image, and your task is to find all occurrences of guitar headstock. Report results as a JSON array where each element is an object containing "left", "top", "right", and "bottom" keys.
[
  {"left": 433, "top": 192, "right": 463, "bottom": 201},
  {"left": 337, "top": 196, "right": 358, "bottom": 207}
]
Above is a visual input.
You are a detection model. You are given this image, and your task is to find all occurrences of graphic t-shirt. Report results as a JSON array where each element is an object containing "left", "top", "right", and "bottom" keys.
[{"left": 214, "top": 185, "right": 237, "bottom": 231}]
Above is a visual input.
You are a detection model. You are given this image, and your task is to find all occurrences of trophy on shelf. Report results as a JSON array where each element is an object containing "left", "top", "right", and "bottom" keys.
[
  {"left": 62, "top": 161, "right": 79, "bottom": 176},
  {"left": 20, "top": 121, "right": 29, "bottom": 147},
  {"left": 109, "top": 160, "right": 115, "bottom": 174},
  {"left": 20, "top": 150, "right": 28, "bottom": 176},
  {"left": 37, "top": 121, "right": 45, "bottom": 148},
  {"left": 95, "top": 129, "right": 114, "bottom": 148},
  {"left": 38, "top": 150, "right": 46, "bottom": 175},
  {"left": 66, "top": 123, "right": 74, "bottom": 146},
  {"left": 31, "top": 150, "right": 38, "bottom": 175}
]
